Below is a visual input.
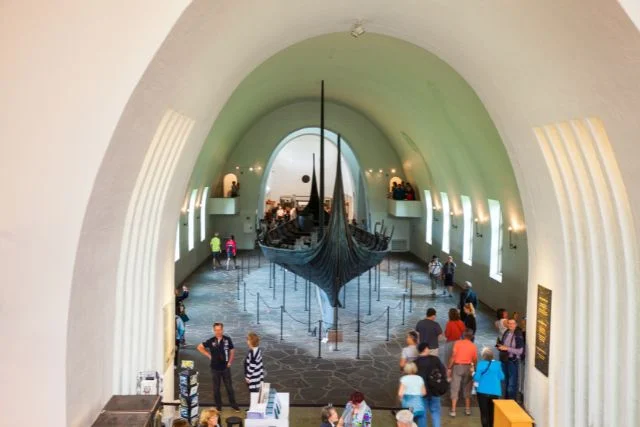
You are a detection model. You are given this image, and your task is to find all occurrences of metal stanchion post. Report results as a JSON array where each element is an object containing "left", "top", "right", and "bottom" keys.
[
  {"left": 258, "top": 253, "right": 261, "bottom": 268},
  {"left": 317, "top": 320, "right": 322, "bottom": 358},
  {"left": 409, "top": 276, "right": 413, "bottom": 313},
  {"left": 283, "top": 268, "right": 286, "bottom": 289},
  {"left": 273, "top": 263, "right": 276, "bottom": 300},
  {"left": 405, "top": 267, "right": 409, "bottom": 292},
  {"left": 357, "top": 275, "right": 361, "bottom": 327},
  {"left": 304, "top": 279, "right": 308, "bottom": 311},
  {"left": 377, "top": 265, "right": 381, "bottom": 302},
  {"left": 237, "top": 274, "right": 240, "bottom": 301},
  {"left": 402, "top": 293, "right": 406, "bottom": 325},
  {"left": 294, "top": 274, "right": 297, "bottom": 291},
  {"left": 257, "top": 292, "right": 260, "bottom": 324},
  {"left": 373, "top": 264, "right": 377, "bottom": 292},
  {"left": 268, "top": 262, "right": 272, "bottom": 288},
  {"left": 368, "top": 269, "right": 372, "bottom": 315},
  {"left": 282, "top": 272, "right": 286, "bottom": 311},
  {"left": 356, "top": 319, "right": 361, "bottom": 360},
  {"left": 243, "top": 281, "right": 247, "bottom": 312},
  {"left": 397, "top": 259, "right": 401, "bottom": 283},
  {"left": 386, "top": 306, "right": 390, "bottom": 342},
  {"left": 240, "top": 257, "right": 243, "bottom": 281},
  {"left": 280, "top": 306, "right": 284, "bottom": 341},
  {"left": 308, "top": 283, "right": 312, "bottom": 332}
]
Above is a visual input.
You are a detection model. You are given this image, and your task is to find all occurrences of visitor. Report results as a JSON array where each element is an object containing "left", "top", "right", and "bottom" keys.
[
  {"left": 171, "top": 418, "right": 190, "bottom": 427},
  {"left": 415, "top": 308, "right": 442, "bottom": 356},
  {"left": 441, "top": 256, "right": 456, "bottom": 297},
  {"left": 225, "top": 235, "right": 237, "bottom": 270},
  {"left": 276, "top": 205, "right": 285, "bottom": 219},
  {"left": 244, "top": 332, "right": 265, "bottom": 393},
  {"left": 463, "top": 303, "right": 477, "bottom": 337},
  {"left": 390, "top": 182, "right": 398, "bottom": 199},
  {"left": 497, "top": 318, "right": 524, "bottom": 399},
  {"left": 393, "top": 182, "right": 406, "bottom": 200},
  {"left": 174, "top": 312, "right": 185, "bottom": 368},
  {"left": 415, "top": 343, "right": 448, "bottom": 427},
  {"left": 210, "top": 232, "right": 222, "bottom": 270},
  {"left": 443, "top": 308, "right": 465, "bottom": 364},
  {"left": 427, "top": 255, "right": 443, "bottom": 297},
  {"left": 198, "top": 408, "right": 221, "bottom": 427},
  {"left": 196, "top": 322, "right": 240, "bottom": 412},
  {"left": 397, "top": 362, "right": 426, "bottom": 427},
  {"left": 400, "top": 330, "right": 419, "bottom": 370},
  {"left": 320, "top": 405, "right": 340, "bottom": 427},
  {"left": 459, "top": 281, "right": 478, "bottom": 320},
  {"left": 290, "top": 206, "right": 297, "bottom": 221},
  {"left": 447, "top": 328, "right": 478, "bottom": 417},
  {"left": 395, "top": 409, "right": 417, "bottom": 427},
  {"left": 338, "top": 391, "right": 372, "bottom": 427},
  {"left": 474, "top": 347, "right": 504, "bottom": 427},
  {"left": 495, "top": 308, "right": 508, "bottom": 338},
  {"left": 230, "top": 181, "right": 239, "bottom": 197}
]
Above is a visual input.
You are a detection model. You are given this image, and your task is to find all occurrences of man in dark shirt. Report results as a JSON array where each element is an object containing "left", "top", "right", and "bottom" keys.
[
  {"left": 415, "top": 342, "right": 447, "bottom": 427},
  {"left": 197, "top": 322, "right": 240, "bottom": 411},
  {"left": 459, "top": 281, "right": 478, "bottom": 321},
  {"left": 415, "top": 308, "right": 443, "bottom": 356}
]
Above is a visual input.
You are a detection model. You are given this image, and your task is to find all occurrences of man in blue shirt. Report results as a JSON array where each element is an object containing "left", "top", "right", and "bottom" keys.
[{"left": 197, "top": 322, "right": 240, "bottom": 411}]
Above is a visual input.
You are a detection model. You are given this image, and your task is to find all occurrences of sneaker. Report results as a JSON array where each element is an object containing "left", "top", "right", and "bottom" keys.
[
  {"left": 232, "top": 405, "right": 241, "bottom": 412},
  {"left": 465, "top": 409, "right": 472, "bottom": 416},
  {"left": 449, "top": 410, "right": 456, "bottom": 417}
]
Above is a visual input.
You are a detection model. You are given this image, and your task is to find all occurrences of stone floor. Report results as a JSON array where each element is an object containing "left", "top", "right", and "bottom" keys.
[{"left": 177, "top": 251, "right": 501, "bottom": 412}]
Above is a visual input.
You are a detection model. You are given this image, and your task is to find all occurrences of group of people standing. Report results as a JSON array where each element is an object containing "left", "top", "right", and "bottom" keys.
[
  {"left": 390, "top": 181, "right": 416, "bottom": 200},
  {"left": 209, "top": 232, "right": 238, "bottom": 270},
  {"left": 397, "top": 304, "right": 525, "bottom": 427}
]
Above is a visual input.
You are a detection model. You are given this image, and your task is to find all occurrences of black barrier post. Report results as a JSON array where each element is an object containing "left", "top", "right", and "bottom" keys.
[
  {"left": 368, "top": 269, "right": 372, "bottom": 315},
  {"left": 405, "top": 267, "right": 409, "bottom": 292},
  {"left": 236, "top": 274, "right": 240, "bottom": 301},
  {"left": 356, "top": 319, "right": 361, "bottom": 360},
  {"left": 357, "top": 275, "right": 361, "bottom": 327},
  {"left": 317, "top": 320, "right": 322, "bottom": 358},
  {"left": 280, "top": 306, "right": 284, "bottom": 341},
  {"left": 402, "top": 293, "right": 406, "bottom": 325},
  {"left": 397, "top": 259, "right": 401, "bottom": 283},
  {"left": 294, "top": 274, "right": 297, "bottom": 291},
  {"left": 308, "top": 284, "right": 312, "bottom": 332},
  {"left": 377, "top": 265, "right": 381, "bottom": 302},
  {"left": 268, "top": 262, "right": 272, "bottom": 288},
  {"left": 334, "top": 313, "right": 339, "bottom": 351},
  {"left": 373, "top": 264, "right": 377, "bottom": 292},
  {"left": 409, "top": 276, "right": 413, "bottom": 313},
  {"left": 258, "top": 253, "right": 261, "bottom": 268},
  {"left": 243, "top": 281, "right": 247, "bottom": 312},
  {"left": 282, "top": 273, "right": 286, "bottom": 311},
  {"left": 257, "top": 292, "right": 260, "bottom": 324},
  {"left": 283, "top": 268, "right": 286, "bottom": 289},
  {"left": 304, "top": 279, "right": 308, "bottom": 311},
  {"left": 386, "top": 306, "right": 390, "bottom": 342},
  {"left": 273, "top": 264, "right": 276, "bottom": 300}
]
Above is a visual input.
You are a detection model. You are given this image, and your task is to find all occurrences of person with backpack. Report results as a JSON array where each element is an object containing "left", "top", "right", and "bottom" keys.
[
  {"left": 397, "top": 362, "right": 426, "bottom": 427},
  {"left": 497, "top": 318, "right": 524, "bottom": 399},
  {"left": 473, "top": 347, "right": 504, "bottom": 427},
  {"left": 415, "top": 342, "right": 448, "bottom": 427},
  {"left": 225, "top": 235, "right": 237, "bottom": 270},
  {"left": 427, "top": 255, "right": 443, "bottom": 297}
]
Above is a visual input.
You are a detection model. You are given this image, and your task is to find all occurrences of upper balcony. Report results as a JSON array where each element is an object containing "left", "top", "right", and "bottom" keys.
[
  {"left": 208, "top": 197, "right": 240, "bottom": 215},
  {"left": 387, "top": 199, "right": 422, "bottom": 218}
]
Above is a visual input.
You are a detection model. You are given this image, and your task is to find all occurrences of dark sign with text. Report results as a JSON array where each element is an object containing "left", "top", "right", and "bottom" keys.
[{"left": 535, "top": 285, "right": 552, "bottom": 376}]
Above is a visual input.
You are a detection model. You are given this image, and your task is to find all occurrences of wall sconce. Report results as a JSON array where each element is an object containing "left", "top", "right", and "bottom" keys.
[
  {"left": 391, "top": 168, "right": 396, "bottom": 174},
  {"left": 508, "top": 226, "right": 517, "bottom": 249},
  {"left": 474, "top": 217, "right": 483, "bottom": 238},
  {"left": 450, "top": 211, "right": 458, "bottom": 229},
  {"left": 378, "top": 169, "right": 383, "bottom": 173},
  {"left": 432, "top": 206, "right": 440, "bottom": 222},
  {"left": 368, "top": 169, "right": 373, "bottom": 173}
]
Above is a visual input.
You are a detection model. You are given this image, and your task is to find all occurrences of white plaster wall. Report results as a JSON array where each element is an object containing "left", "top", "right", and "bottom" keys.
[
  {"left": 2, "top": 1, "right": 639, "bottom": 426},
  {"left": 210, "top": 101, "right": 407, "bottom": 250}
]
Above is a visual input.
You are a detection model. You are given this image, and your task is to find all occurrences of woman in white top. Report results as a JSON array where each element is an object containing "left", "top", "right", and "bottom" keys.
[
  {"left": 398, "top": 362, "right": 427, "bottom": 427},
  {"left": 399, "top": 330, "right": 419, "bottom": 370},
  {"left": 495, "top": 308, "right": 508, "bottom": 338}
]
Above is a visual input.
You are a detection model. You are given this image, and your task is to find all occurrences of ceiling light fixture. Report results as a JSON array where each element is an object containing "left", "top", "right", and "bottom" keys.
[{"left": 350, "top": 22, "right": 365, "bottom": 38}]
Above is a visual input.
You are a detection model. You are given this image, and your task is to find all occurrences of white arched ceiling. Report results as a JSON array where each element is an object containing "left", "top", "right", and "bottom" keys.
[{"left": 3, "top": 1, "right": 640, "bottom": 426}]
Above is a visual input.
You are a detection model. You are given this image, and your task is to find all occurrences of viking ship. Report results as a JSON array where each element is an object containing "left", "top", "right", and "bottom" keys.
[{"left": 258, "top": 81, "right": 392, "bottom": 330}]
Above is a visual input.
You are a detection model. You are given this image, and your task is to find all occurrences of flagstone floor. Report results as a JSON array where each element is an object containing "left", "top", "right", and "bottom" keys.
[{"left": 177, "top": 251, "right": 502, "bottom": 409}]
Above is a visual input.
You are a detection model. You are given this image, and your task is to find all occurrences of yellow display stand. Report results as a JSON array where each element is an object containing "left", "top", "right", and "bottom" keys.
[{"left": 493, "top": 400, "right": 534, "bottom": 427}]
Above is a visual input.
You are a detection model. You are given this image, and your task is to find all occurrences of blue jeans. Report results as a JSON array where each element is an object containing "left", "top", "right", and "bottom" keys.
[
  {"left": 504, "top": 359, "right": 519, "bottom": 399},
  {"left": 423, "top": 396, "right": 441, "bottom": 427}
]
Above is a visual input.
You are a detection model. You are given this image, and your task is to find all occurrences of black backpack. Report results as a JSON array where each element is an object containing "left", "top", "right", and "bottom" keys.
[{"left": 426, "top": 361, "right": 449, "bottom": 396}]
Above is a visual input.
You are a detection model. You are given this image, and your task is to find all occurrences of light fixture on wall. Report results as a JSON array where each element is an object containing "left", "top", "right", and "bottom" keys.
[
  {"left": 391, "top": 168, "right": 396, "bottom": 174},
  {"left": 432, "top": 206, "right": 440, "bottom": 222},
  {"left": 450, "top": 211, "right": 458, "bottom": 229},
  {"left": 350, "top": 21, "right": 366, "bottom": 38},
  {"left": 508, "top": 226, "right": 517, "bottom": 249},
  {"left": 233, "top": 165, "right": 262, "bottom": 174},
  {"left": 474, "top": 217, "right": 483, "bottom": 238},
  {"left": 378, "top": 169, "right": 383, "bottom": 173}
]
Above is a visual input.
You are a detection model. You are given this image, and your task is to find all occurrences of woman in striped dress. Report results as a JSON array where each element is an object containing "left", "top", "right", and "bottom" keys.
[{"left": 244, "top": 332, "right": 265, "bottom": 392}]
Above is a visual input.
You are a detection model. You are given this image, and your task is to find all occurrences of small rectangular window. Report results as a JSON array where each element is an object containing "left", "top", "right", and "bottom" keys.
[
  {"left": 441, "top": 192, "right": 450, "bottom": 253},
  {"left": 174, "top": 222, "right": 180, "bottom": 261},
  {"left": 424, "top": 190, "right": 433, "bottom": 244},
  {"left": 488, "top": 198, "right": 503, "bottom": 282},
  {"left": 461, "top": 195, "right": 473, "bottom": 265},
  {"left": 188, "top": 189, "right": 197, "bottom": 251},
  {"left": 200, "top": 187, "right": 209, "bottom": 242}
]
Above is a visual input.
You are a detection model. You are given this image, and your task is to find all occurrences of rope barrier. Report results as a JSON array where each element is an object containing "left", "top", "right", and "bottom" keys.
[
  {"left": 283, "top": 309, "right": 309, "bottom": 325},
  {"left": 361, "top": 309, "right": 389, "bottom": 325}
]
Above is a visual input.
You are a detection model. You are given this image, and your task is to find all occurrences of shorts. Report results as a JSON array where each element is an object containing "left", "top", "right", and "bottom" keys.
[{"left": 450, "top": 364, "right": 473, "bottom": 399}]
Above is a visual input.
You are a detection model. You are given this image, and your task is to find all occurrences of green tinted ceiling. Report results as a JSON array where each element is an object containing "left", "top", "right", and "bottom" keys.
[{"left": 195, "top": 32, "right": 519, "bottom": 214}]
